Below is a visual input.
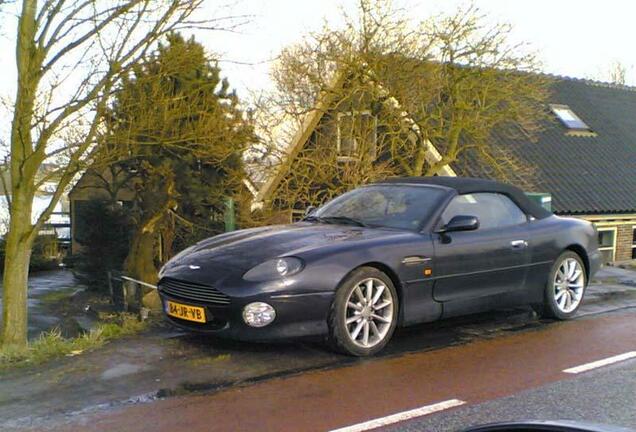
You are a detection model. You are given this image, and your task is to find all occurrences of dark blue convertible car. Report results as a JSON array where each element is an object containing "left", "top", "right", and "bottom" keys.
[{"left": 158, "top": 177, "right": 601, "bottom": 356}]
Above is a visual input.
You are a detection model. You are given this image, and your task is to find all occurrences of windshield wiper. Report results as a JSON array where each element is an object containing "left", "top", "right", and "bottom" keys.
[
  {"left": 318, "top": 216, "right": 368, "bottom": 227},
  {"left": 303, "top": 214, "right": 368, "bottom": 227},
  {"left": 302, "top": 215, "right": 325, "bottom": 223}
]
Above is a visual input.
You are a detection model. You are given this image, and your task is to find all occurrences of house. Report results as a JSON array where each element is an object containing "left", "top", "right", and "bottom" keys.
[
  {"left": 252, "top": 76, "right": 636, "bottom": 264},
  {"left": 67, "top": 166, "right": 137, "bottom": 254}
]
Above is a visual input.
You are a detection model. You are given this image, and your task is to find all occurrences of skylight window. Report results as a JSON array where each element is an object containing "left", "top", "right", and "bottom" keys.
[{"left": 550, "top": 104, "right": 591, "bottom": 130}]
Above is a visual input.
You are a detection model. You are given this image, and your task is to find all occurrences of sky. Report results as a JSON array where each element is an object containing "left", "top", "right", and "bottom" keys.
[
  {"left": 191, "top": 0, "right": 636, "bottom": 97},
  {"left": 1, "top": 0, "right": 636, "bottom": 136}
]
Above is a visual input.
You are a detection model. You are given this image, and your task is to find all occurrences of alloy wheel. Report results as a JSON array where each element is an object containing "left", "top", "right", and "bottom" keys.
[
  {"left": 553, "top": 258, "right": 585, "bottom": 313},
  {"left": 344, "top": 277, "right": 395, "bottom": 348}
]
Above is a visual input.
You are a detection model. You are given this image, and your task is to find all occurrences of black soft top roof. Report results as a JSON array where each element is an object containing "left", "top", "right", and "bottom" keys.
[{"left": 377, "top": 176, "right": 553, "bottom": 219}]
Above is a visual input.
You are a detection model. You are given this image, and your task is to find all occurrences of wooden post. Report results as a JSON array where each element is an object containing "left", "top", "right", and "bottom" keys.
[
  {"left": 122, "top": 280, "right": 130, "bottom": 312},
  {"left": 107, "top": 271, "right": 114, "bottom": 305},
  {"left": 224, "top": 198, "right": 235, "bottom": 232}
]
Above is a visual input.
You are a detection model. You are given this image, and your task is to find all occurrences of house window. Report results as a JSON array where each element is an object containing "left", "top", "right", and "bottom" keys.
[
  {"left": 632, "top": 226, "right": 636, "bottom": 259},
  {"left": 550, "top": 104, "right": 591, "bottom": 131},
  {"left": 596, "top": 227, "right": 616, "bottom": 263},
  {"left": 336, "top": 111, "right": 377, "bottom": 160}
]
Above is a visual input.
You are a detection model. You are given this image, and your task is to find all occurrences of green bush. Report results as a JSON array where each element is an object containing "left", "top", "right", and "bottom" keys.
[
  {"left": 0, "top": 234, "right": 60, "bottom": 274},
  {"left": 30, "top": 235, "right": 62, "bottom": 272},
  {"left": 70, "top": 199, "right": 133, "bottom": 291}
]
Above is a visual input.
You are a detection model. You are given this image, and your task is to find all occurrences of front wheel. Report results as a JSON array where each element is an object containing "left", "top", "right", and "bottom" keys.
[
  {"left": 539, "top": 251, "right": 587, "bottom": 320},
  {"left": 328, "top": 267, "right": 399, "bottom": 356}
]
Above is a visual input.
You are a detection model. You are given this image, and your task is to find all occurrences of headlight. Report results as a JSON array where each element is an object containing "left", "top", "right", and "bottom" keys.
[
  {"left": 243, "top": 257, "right": 304, "bottom": 281},
  {"left": 243, "top": 302, "right": 276, "bottom": 327}
]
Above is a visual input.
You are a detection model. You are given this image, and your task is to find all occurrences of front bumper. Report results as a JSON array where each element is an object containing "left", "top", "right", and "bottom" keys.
[{"left": 159, "top": 288, "right": 334, "bottom": 342}]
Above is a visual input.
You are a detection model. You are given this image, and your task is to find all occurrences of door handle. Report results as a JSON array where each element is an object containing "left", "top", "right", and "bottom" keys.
[
  {"left": 511, "top": 240, "right": 528, "bottom": 249},
  {"left": 401, "top": 256, "right": 432, "bottom": 265}
]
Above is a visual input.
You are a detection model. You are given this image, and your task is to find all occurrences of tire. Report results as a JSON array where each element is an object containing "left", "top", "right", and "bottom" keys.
[
  {"left": 539, "top": 251, "right": 587, "bottom": 320},
  {"left": 328, "top": 267, "right": 399, "bottom": 356}
]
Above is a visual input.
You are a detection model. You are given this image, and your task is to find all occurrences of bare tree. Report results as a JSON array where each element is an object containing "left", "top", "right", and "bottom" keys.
[
  {"left": 606, "top": 60, "right": 628, "bottom": 85},
  {"left": 1, "top": 0, "right": 244, "bottom": 348},
  {"left": 255, "top": 1, "right": 550, "bottom": 215}
]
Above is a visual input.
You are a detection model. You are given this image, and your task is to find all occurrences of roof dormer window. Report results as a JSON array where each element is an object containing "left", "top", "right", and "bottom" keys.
[{"left": 550, "top": 104, "right": 592, "bottom": 131}]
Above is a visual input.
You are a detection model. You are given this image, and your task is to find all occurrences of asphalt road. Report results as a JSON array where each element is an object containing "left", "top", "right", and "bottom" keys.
[
  {"left": 45, "top": 309, "right": 636, "bottom": 432},
  {"left": 389, "top": 358, "right": 636, "bottom": 432}
]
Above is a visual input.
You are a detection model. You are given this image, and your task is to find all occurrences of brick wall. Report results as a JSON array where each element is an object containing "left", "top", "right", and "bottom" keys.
[
  {"left": 615, "top": 224, "right": 636, "bottom": 261},
  {"left": 579, "top": 215, "right": 636, "bottom": 263}
]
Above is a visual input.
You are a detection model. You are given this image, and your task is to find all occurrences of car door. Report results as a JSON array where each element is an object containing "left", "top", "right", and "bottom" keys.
[{"left": 432, "top": 192, "right": 531, "bottom": 303}]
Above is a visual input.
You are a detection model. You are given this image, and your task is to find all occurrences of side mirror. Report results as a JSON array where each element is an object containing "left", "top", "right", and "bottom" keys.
[
  {"left": 304, "top": 205, "right": 317, "bottom": 217},
  {"left": 440, "top": 215, "right": 479, "bottom": 233}
]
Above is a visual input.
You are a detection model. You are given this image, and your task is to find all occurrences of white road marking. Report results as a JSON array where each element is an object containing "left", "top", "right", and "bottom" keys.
[
  {"left": 328, "top": 399, "right": 466, "bottom": 432},
  {"left": 563, "top": 351, "right": 636, "bottom": 374}
]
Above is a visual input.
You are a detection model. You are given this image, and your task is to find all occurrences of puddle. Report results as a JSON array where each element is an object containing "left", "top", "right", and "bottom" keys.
[{"left": 101, "top": 363, "right": 148, "bottom": 380}]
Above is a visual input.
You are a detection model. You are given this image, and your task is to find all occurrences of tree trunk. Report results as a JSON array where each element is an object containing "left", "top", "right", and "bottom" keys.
[
  {"left": 123, "top": 166, "right": 176, "bottom": 284},
  {"left": 412, "top": 138, "right": 427, "bottom": 176},
  {"left": 124, "top": 228, "right": 159, "bottom": 286},
  {"left": 123, "top": 227, "right": 158, "bottom": 311},
  {"left": 160, "top": 216, "right": 175, "bottom": 264},
  {"left": 1, "top": 0, "right": 40, "bottom": 348},
  {"left": 1, "top": 195, "right": 35, "bottom": 347},
  {"left": 424, "top": 126, "right": 461, "bottom": 176}
]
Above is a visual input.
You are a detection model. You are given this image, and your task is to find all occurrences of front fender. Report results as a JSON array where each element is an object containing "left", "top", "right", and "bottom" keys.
[{"left": 296, "top": 232, "right": 441, "bottom": 326}]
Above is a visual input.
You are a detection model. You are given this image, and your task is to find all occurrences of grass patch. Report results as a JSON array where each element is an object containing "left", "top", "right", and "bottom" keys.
[
  {"left": 0, "top": 313, "right": 145, "bottom": 371},
  {"left": 37, "top": 287, "right": 78, "bottom": 304},
  {"left": 187, "top": 353, "right": 231, "bottom": 367}
]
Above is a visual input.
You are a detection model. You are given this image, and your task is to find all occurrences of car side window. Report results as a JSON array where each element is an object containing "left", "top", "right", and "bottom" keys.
[{"left": 440, "top": 193, "right": 527, "bottom": 230}]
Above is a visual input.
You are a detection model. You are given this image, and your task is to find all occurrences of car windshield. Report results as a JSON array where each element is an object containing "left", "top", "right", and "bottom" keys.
[{"left": 311, "top": 185, "right": 446, "bottom": 230}]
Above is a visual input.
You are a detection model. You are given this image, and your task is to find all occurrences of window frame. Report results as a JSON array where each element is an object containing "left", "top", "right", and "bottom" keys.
[
  {"left": 632, "top": 225, "right": 636, "bottom": 260},
  {"left": 596, "top": 226, "right": 617, "bottom": 263},
  {"left": 437, "top": 192, "right": 529, "bottom": 232},
  {"left": 314, "top": 184, "right": 447, "bottom": 231},
  {"left": 549, "top": 104, "right": 592, "bottom": 131},
  {"left": 336, "top": 110, "right": 378, "bottom": 161}
]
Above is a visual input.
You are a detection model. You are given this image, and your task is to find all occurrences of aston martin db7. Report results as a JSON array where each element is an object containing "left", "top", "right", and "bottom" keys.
[{"left": 158, "top": 177, "right": 601, "bottom": 356}]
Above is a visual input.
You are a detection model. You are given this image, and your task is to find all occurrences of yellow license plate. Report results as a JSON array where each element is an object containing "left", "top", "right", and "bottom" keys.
[{"left": 166, "top": 301, "right": 206, "bottom": 323}]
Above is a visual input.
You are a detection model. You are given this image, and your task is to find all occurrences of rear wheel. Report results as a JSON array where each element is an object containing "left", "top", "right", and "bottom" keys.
[
  {"left": 540, "top": 251, "right": 587, "bottom": 320},
  {"left": 328, "top": 267, "right": 398, "bottom": 356}
]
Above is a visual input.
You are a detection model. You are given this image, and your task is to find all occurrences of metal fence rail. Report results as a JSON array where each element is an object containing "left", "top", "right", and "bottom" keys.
[{"left": 107, "top": 271, "right": 157, "bottom": 314}]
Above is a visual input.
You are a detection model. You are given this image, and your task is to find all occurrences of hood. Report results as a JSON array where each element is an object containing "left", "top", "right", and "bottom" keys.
[{"left": 163, "top": 222, "right": 400, "bottom": 275}]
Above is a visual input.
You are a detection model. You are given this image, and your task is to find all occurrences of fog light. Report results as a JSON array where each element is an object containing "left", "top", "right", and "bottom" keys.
[{"left": 242, "top": 302, "right": 276, "bottom": 327}]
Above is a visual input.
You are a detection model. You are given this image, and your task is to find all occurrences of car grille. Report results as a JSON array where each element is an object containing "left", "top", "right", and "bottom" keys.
[{"left": 158, "top": 277, "right": 231, "bottom": 305}]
